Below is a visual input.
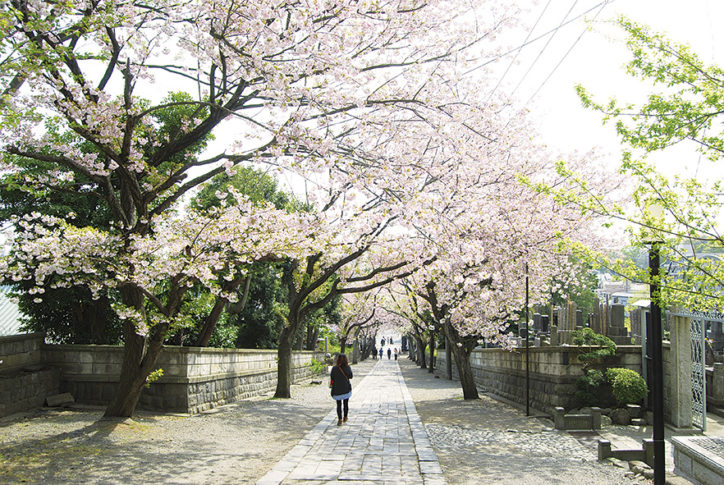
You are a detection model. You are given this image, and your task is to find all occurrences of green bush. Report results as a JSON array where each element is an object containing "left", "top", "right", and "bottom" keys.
[
  {"left": 309, "top": 358, "right": 327, "bottom": 374},
  {"left": 572, "top": 328, "right": 616, "bottom": 367},
  {"left": 606, "top": 368, "right": 648, "bottom": 406}
]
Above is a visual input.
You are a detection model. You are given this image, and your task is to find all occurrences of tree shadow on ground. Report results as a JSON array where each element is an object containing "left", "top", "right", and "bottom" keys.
[{"left": 0, "top": 360, "right": 380, "bottom": 484}]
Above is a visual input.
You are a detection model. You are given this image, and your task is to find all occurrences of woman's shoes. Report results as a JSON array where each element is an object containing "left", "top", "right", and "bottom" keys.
[
  {"left": 337, "top": 419, "right": 343, "bottom": 426},
  {"left": 343, "top": 417, "right": 348, "bottom": 422}
]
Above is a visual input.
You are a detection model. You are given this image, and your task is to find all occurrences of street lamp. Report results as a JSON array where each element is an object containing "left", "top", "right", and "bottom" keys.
[
  {"left": 645, "top": 203, "right": 665, "bottom": 485},
  {"left": 649, "top": 242, "right": 665, "bottom": 485},
  {"left": 525, "top": 262, "right": 530, "bottom": 417}
]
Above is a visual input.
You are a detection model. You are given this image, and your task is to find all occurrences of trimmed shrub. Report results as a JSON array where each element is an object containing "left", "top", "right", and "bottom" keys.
[
  {"left": 606, "top": 367, "right": 648, "bottom": 406},
  {"left": 572, "top": 328, "right": 616, "bottom": 368}
]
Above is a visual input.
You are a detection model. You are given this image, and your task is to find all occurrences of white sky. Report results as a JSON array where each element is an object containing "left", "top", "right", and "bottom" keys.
[{"left": 497, "top": 0, "right": 723, "bottom": 178}]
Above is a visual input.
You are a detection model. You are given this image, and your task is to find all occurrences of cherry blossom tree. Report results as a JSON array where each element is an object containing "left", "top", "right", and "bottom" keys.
[
  {"left": 0, "top": 0, "right": 524, "bottom": 414},
  {"left": 337, "top": 291, "right": 379, "bottom": 355},
  {"left": 375, "top": 100, "right": 613, "bottom": 399}
]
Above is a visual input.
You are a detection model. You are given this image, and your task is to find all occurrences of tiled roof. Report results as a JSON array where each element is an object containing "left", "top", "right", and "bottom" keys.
[{"left": 0, "top": 287, "right": 26, "bottom": 336}]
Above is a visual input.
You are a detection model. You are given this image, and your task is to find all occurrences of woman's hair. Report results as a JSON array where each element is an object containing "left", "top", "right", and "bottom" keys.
[{"left": 336, "top": 353, "right": 348, "bottom": 367}]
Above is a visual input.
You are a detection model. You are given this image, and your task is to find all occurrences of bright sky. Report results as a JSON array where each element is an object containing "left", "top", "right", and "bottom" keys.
[{"left": 497, "top": 0, "right": 723, "bottom": 178}]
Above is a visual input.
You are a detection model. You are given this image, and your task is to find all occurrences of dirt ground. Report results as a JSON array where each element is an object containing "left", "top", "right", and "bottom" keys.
[{"left": 0, "top": 359, "right": 378, "bottom": 484}]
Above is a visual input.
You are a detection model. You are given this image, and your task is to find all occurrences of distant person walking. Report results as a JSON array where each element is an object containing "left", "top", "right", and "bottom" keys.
[
  {"left": 330, "top": 354, "right": 353, "bottom": 426},
  {"left": 381, "top": 338, "right": 386, "bottom": 347},
  {"left": 387, "top": 348, "right": 391, "bottom": 360},
  {"left": 379, "top": 348, "right": 383, "bottom": 359},
  {"left": 372, "top": 345, "right": 377, "bottom": 359},
  {"left": 394, "top": 348, "right": 398, "bottom": 360}
]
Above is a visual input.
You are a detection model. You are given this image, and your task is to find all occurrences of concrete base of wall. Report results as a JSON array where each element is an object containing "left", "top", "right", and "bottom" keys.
[
  {"left": 43, "top": 345, "right": 325, "bottom": 414},
  {"left": 0, "top": 367, "right": 59, "bottom": 417},
  {"left": 435, "top": 345, "right": 642, "bottom": 414}
]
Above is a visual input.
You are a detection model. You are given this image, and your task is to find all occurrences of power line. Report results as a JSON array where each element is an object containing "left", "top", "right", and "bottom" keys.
[
  {"left": 509, "top": 0, "right": 580, "bottom": 99},
  {"left": 462, "top": 0, "right": 611, "bottom": 78},
  {"left": 488, "top": 0, "right": 553, "bottom": 101},
  {"left": 524, "top": 0, "right": 612, "bottom": 105}
]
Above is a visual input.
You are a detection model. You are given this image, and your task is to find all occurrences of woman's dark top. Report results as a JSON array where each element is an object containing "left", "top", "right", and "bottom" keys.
[{"left": 330, "top": 364, "right": 353, "bottom": 396}]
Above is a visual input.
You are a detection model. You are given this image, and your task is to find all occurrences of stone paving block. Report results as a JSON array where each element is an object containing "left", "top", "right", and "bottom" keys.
[
  {"left": 419, "top": 461, "right": 443, "bottom": 475},
  {"left": 254, "top": 469, "right": 286, "bottom": 484},
  {"left": 255, "top": 360, "right": 445, "bottom": 484},
  {"left": 422, "top": 474, "right": 447, "bottom": 485}
]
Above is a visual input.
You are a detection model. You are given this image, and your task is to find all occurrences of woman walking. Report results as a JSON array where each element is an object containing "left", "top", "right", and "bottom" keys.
[{"left": 330, "top": 353, "right": 353, "bottom": 426}]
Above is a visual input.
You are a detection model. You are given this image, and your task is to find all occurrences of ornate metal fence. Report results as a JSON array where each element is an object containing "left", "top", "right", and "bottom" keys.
[{"left": 671, "top": 309, "right": 724, "bottom": 431}]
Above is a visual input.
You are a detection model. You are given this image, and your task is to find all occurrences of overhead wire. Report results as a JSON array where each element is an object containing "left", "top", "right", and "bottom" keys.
[
  {"left": 487, "top": 0, "right": 553, "bottom": 101},
  {"left": 509, "top": 0, "right": 580, "bottom": 99},
  {"left": 524, "top": 0, "right": 612, "bottom": 105},
  {"left": 462, "top": 0, "right": 612, "bottom": 78}
]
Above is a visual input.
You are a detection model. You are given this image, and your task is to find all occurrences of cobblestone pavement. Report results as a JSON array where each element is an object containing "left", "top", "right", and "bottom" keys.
[
  {"left": 257, "top": 359, "right": 445, "bottom": 485},
  {"left": 398, "top": 357, "right": 651, "bottom": 485}
]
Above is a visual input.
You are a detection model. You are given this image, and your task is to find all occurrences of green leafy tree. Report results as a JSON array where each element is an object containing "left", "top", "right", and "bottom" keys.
[
  {"left": 0, "top": 142, "right": 121, "bottom": 343},
  {"left": 537, "top": 18, "right": 723, "bottom": 310}
]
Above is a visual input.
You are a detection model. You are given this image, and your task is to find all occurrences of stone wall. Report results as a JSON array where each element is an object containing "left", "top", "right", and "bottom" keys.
[
  {"left": 0, "top": 333, "right": 59, "bottom": 417},
  {"left": 435, "top": 345, "right": 642, "bottom": 413},
  {"left": 43, "top": 345, "right": 326, "bottom": 414}
]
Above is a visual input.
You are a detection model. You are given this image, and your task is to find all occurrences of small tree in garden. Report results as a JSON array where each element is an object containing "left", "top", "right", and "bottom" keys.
[
  {"left": 606, "top": 368, "right": 648, "bottom": 407},
  {"left": 571, "top": 328, "right": 617, "bottom": 369}
]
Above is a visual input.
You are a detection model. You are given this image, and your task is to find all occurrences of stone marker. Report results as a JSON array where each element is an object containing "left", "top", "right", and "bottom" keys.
[
  {"left": 45, "top": 393, "right": 74, "bottom": 407},
  {"left": 540, "top": 314, "right": 549, "bottom": 333}
]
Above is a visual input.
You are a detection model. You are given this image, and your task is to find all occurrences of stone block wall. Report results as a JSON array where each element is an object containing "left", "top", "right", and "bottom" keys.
[
  {"left": 436, "top": 345, "right": 642, "bottom": 413},
  {"left": 0, "top": 333, "right": 60, "bottom": 417},
  {"left": 0, "top": 332, "right": 44, "bottom": 371},
  {"left": 43, "top": 345, "right": 325, "bottom": 414}
]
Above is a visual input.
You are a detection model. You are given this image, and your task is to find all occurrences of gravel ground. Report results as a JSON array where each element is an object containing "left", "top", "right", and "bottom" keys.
[
  {"left": 0, "top": 359, "right": 378, "bottom": 484},
  {"left": 397, "top": 357, "right": 652, "bottom": 485}
]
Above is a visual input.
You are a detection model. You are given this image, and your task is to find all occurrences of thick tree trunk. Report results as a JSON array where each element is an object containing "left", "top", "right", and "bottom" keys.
[
  {"left": 104, "top": 287, "right": 166, "bottom": 417},
  {"left": 104, "top": 324, "right": 149, "bottom": 417},
  {"left": 340, "top": 335, "right": 347, "bottom": 355},
  {"left": 274, "top": 326, "right": 295, "bottom": 398},
  {"left": 428, "top": 333, "right": 436, "bottom": 373},
  {"left": 441, "top": 318, "right": 479, "bottom": 400},
  {"left": 415, "top": 336, "right": 426, "bottom": 368},
  {"left": 450, "top": 345, "right": 478, "bottom": 399}
]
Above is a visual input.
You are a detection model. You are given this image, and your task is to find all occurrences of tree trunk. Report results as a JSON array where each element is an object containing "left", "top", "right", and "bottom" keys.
[
  {"left": 196, "top": 275, "right": 249, "bottom": 347},
  {"left": 340, "top": 335, "right": 347, "bottom": 355},
  {"left": 104, "top": 287, "right": 167, "bottom": 417},
  {"left": 415, "top": 336, "right": 426, "bottom": 368},
  {"left": 445, "top": 337, "right": 453, "bottom": 380},
  {"left": 305, "top": 325, "right": 318, "bottom": 350},
  {"left": 450, "top": 344, "right": 478, "bottom": 399},
  {"left": 441, "top": 319, "right": 479, "bottom": 400},
  {"left": 195, "top": 297, "right": 226, "bottom": 347},
  {"left": 274, "top": 325, "right": 295, "bottom": 398},
  {"left": 428, "top": 333, "right": 436, "bottom": 373}
]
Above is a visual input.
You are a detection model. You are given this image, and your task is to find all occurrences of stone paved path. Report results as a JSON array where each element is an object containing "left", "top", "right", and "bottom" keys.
[{"left": 257, "top": 359, "right": 445, "bottom": 485}]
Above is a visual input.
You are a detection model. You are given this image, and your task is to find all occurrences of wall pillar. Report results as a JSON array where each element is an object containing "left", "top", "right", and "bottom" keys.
[{"left": 668, "top": 313, "right": 692, "bottom": 428}]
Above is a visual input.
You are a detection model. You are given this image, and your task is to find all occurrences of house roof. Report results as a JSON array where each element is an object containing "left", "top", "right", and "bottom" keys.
[{"left": 0, "top": 288, "right": 26, "bottom": 336}]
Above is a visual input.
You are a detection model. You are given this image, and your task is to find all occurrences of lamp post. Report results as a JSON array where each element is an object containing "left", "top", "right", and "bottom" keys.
[
  {"left": 649, "top": 242, "right": 665, "bottom": 485},
  {"left": 645, "top": 201, "right": 665, "bottom": 485},
  {"left": 525, "top": 262, "right": 530, "bottom": 416}
]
